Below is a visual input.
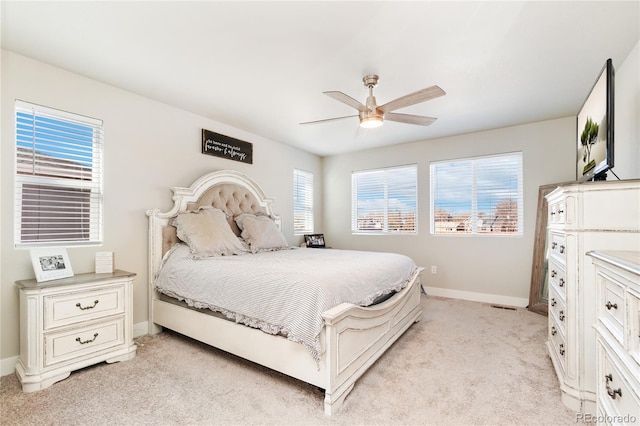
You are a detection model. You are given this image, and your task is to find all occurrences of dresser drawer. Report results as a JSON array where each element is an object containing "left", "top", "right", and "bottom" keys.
[
  {"left": 549, "top": 232, "right": 567, "bottom": 263},
  {"left": 597, "top": 345, "right": 640, "bottom": 424},
  {"left": 549, "top": 200, "right": 566, "bottom": 224},
  {"left": 597, "top": 271, "right": 626, "bottom": 346},
  {"left": 44, "top": 317, "right": 125, "bottom": 367},
  {"left": 549, "top": 259, "right": 567, "bottom": 299},
  {"left": 549, "top": 286, "right": 567, "bottom": 336},
  {"left": 44, "top": 284, "right": 125, "bottom": 330},
  {"left": 549, "top": 314, "right": 567, "bottom": 375},
  {"left": 629, "top": 290, "right": 640, "bottom": 367}
]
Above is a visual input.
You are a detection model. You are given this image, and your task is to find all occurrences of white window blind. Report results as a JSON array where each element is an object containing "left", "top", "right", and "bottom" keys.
[
  {"left": 430, "top": 152, "right": 523, "bottom": 235},
  {"left": 293, "top": 169, "right": 313, "bottom": 235},
  {"left": 15, "top": 101, "right": 104, "bottom": 247},
  {"left": 352, "top": 164, "right": 417, "bottom": 234}
]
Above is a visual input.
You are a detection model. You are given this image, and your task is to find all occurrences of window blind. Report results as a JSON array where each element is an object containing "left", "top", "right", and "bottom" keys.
[
  {"left": 430, "top": 152, "right": 523, "bottom": 235},
  {"left": 15, "top": 101, "right": 104, "bottom": 246},
  {"left": 352, "top": 164, "right": 417, "bottom": 234},
  {"left": 293, "top": 169, "right": 313, "bottom": 235}
]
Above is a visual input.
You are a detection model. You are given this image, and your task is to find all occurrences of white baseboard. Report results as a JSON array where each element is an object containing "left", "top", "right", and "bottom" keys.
[
  {"left": 133, "top": 321, "right": 149, "bottom": 338},
  {"left": 1, "top": 321, "right": 150, "bottom": 378},
  {"left": 423, "top": 285, "right": 529, "bottom": 308},
  {"left": 1, "top": 355, "right": 20, "bottom": 377}
]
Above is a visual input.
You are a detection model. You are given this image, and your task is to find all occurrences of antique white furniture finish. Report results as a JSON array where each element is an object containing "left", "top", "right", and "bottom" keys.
[
  {"left": 15, "top": 270, "right": 137, "bottom": 392},
  {"left": 546, "top": 180, "right": 640, "bottom": 414},
  {"left": 147, "top": 170, "right": 424, "bottom": 416},
  {"left": 588, "top": 251, "right": 640, "bottom": 425}
]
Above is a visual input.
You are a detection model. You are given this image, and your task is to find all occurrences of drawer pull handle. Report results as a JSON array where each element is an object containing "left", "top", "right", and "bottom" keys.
[
  {"left": 551, "top": 270, "right": 557, "bottom": 278},
  {"left": 605, "top": 301, "right": 618, "bottom": 310},
  {"left": 75, "top": 333, "right": 99, "bottom": 345},
  {"left": 559, "top": 311, "right": 565, "bottom": 321},
  {"left": 551, "top": 326, "right": 557, "bottom": 336},
  {"left": 551, "top": 242, "right": 557, "bottom": 249},
  {"left": 607, "top": 386, "right": 622, "bottom": 400},
  {"left": 559, "top": 245, "right": 565, "bottom": 254},
  {"left": 551, "top": 212, "right": 556, "bottom": 216},
  {"left": 76, "top": 300, "right": 99, "bottom": 310},
  {"left": 605, "top": 373, "right": 613, "bottom": 383},
  {"left": 551, "top": 298, "right": 557, "bottom": 307},
  {"left": 559, "top": 279, "right": 565, "bottom": 287},
  {"left": 558, "top": 209, "right": 564, "bottom": 214},
  {"left": 559, "top": 343, "right": 565, "bottom": 356}
]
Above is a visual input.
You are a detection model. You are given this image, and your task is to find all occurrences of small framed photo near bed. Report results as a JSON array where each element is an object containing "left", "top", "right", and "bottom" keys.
[
  {"left": 304, "top": 234, "right": 325, "bottom": 248},
  {"left": 30, "top": 248, "right": 74, "bottom": 283}
]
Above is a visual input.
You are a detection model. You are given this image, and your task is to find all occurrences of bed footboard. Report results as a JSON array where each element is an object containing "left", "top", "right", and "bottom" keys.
[{"left": 321, "top": 267, "right": 423, "bottom": 415}]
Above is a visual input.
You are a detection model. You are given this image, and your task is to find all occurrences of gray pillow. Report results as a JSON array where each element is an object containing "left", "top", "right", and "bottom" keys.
[
  {"left": 173, "top": 207, "right": 247, "bottom": 258},
  {"left": 235, "top": 213, "right": 289, "bottom": 253}
]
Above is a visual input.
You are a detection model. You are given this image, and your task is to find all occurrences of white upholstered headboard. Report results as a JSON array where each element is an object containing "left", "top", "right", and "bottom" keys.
[{"left": 146, "top": 170, "right": 281, "bottom": 291}]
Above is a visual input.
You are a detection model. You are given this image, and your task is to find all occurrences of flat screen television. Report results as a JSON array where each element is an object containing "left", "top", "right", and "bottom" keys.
[{"left": 576, "top": 58, "right": 615, "bottom": 182}]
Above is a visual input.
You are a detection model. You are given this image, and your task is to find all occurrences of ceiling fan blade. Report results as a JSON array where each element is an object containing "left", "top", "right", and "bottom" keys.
[
  {"left": 378, "top": 85, "right": 446, "bottom": 113},
  {"left": 385, "top": 112, "right": 437, "bottom": 126},
  {"left": 324, "top": 91, "right": 368, "bottom": 112},
  {"left": 299, "top": 115, "right": 358, "bottom": 126}
]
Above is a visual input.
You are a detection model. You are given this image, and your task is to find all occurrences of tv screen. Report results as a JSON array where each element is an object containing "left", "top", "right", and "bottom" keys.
[{"left": 576, "top": 58, "right": 614, "bottom": 182}]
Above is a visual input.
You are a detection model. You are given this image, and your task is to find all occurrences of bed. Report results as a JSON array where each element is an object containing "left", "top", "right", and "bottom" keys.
[{"left": 146, "top": 170, "right": 424, "bottom": 415}]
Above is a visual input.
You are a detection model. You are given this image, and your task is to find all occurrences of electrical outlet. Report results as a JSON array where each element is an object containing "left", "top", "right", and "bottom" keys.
[{"left": 431, "top": 266, "right": 437, "bottom": 274}]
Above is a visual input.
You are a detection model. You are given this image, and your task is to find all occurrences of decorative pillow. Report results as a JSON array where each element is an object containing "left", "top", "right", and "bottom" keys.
[
  {"left": 235, "top": 213, "right": 289, "bottom": 253},
  {"left": 173, "top": 207, "right": 247, "bottom": 258}
]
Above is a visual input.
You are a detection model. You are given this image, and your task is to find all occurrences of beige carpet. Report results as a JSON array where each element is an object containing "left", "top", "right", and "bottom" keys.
[{"left": 1, "top": 296, "right": 577, "bottom": 425}]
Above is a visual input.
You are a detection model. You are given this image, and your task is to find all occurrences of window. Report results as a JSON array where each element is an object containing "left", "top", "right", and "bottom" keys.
[
  {"left": 15, "top": 101, "right": 104, "bottom": 247},
  {"left": 293, "top": 169, "right": 313, "bottom": 235},
  {"left": 352, "top": 164, "right": 417, "bottom": 234},
  {"left": 430, "top": 152, "right": 523, "bottom": 235}
]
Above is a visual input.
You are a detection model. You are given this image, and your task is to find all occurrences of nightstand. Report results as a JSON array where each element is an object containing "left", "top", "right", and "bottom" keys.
[{"left": 15, "top": 270, "right": 137, "bottom": 392}]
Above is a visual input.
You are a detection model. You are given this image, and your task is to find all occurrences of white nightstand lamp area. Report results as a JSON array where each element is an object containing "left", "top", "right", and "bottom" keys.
[{"left": 15, "top": 270, "right": 137, "bottom": 392}]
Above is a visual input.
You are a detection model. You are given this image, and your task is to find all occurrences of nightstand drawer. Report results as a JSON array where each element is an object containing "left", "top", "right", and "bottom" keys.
[
  {"left": 44, "top": 317, "right": 125, "bottom": 367},
  {"left": 44, "top": 284, "right": 125, "bottom": 329}
]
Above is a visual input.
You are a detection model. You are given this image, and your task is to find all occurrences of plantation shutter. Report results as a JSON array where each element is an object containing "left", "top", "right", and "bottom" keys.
[{"left": 15, "top": 101, "right": 104, "bottom": 246}]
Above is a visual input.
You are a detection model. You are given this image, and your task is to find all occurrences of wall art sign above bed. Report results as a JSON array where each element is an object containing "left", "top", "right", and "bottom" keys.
[{"left": 202, "top": 129, "right": 253, "bottom": 164}]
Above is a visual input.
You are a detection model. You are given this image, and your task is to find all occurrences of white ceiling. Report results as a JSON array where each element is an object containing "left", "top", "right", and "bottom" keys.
[{"left": 2, "top": 1, "right": 638, "bottom": 157}]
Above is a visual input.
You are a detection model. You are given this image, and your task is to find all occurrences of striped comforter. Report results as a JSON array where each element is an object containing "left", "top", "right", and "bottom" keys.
[{"left": 154, "top": 244, "right": 419, "bottom": 363}]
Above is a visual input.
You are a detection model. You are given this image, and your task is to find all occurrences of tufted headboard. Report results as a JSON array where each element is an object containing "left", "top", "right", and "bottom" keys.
[
  {"left": 162, "top": 182, "right": 269, "bottom": 255},
  {"left": 147, "top": 170, "right": 280, "bottom": 283}
]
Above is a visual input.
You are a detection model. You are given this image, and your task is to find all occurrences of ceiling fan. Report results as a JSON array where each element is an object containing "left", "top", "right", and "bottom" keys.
[{"left": 300, "top": 74, "right": 445, "bottom": 129}]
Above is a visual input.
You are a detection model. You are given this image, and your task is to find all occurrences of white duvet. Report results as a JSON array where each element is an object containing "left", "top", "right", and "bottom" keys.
[{"left": 154, "top": 244, "right": 419, "bottom": 363}]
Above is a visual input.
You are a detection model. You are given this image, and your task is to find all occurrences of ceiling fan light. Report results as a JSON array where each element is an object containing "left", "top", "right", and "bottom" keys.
[{"left": 360, "top": 115, "right": 383, "bottom": 128}]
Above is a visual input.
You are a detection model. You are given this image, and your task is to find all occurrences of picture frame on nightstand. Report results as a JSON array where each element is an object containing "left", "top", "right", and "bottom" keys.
[{"left": 29, "top": 247, "right": 74, "bottom": 282}]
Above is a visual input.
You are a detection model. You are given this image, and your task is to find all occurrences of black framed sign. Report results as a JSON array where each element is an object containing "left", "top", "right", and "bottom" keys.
[{"left": 202, "top": 129, "right": 253, "bottom": 164}]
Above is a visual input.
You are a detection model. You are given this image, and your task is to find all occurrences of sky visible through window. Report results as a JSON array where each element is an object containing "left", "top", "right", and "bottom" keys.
[
  {"left": 432, "top": 155, "right": 521, "bottom": 216},
  {"left": 16, "top": 111, "right": 94, "bottom": 168}
]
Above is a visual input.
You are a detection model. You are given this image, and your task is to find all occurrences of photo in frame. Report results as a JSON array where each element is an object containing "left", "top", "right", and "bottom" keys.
[
  {"left": 30, "top": 248, "right": 74, "bottom": 282},
  {"left": 304, "top": 234, "right": 326, "bottom": 248}
]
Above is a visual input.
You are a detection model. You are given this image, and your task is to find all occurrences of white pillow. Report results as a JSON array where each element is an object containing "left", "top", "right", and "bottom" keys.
[
  {"left": 173, "top": 207, "right": 247, "bottom": 258},
  {"left": 235, "top": 213, "right": 289, "bottom": 253}
]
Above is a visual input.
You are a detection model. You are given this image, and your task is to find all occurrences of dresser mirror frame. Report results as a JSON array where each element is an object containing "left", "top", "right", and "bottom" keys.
[{"left": 528, "top": 183, "right": 564, "bottom": 315}]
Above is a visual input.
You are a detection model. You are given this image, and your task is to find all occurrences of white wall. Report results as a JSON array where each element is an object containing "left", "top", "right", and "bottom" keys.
[
  {"left": 0, "top": 50, "right": 323, "bottom": 368},
  {"left": 322, "top": 40, "right": 640, "bottom": 306},
  {"left": 322, "top": 117, "right": 576, "bottom": 306}
]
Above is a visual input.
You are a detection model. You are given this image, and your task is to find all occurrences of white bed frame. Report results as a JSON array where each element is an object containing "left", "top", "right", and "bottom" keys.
[{"left": 147, "top": 170, "right": 424, "bottom": 415}]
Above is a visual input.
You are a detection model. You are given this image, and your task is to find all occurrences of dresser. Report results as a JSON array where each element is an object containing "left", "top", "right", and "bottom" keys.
[
  {"left": 546, "top": 180, "right": 640, "bottom": 414},
  {"left": 15, "top": 270, "right": 137, "bottom": 392},
  {"left": 588, "top": 251, "right": 640, "bottom": 425}
]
